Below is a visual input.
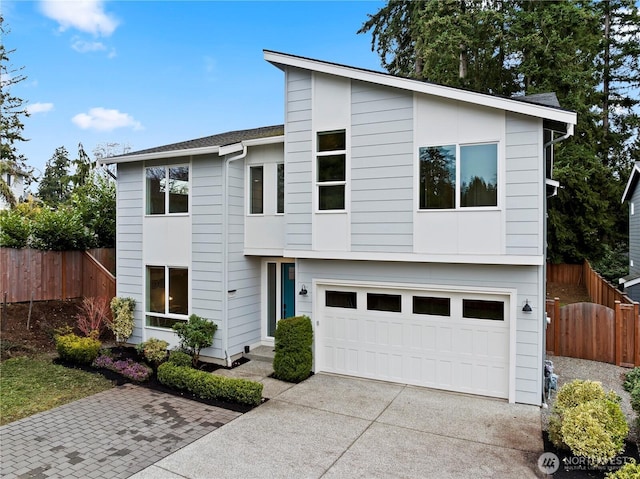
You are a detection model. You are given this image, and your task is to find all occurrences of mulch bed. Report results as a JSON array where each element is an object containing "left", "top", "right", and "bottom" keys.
[
  {"left": 543, "top": 431, "right": 639, "bottom": 478},
  {"left": 55, "top": 346, "right": 259, "bottom": 414}
]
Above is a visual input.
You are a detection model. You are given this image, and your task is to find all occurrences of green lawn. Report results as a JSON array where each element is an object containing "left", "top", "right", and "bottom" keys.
[{"left": 0, "top": 356, "right": 114, "bottom": 425}]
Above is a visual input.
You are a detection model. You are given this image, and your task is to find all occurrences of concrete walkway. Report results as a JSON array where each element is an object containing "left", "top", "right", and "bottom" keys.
[
  {"left": 132, "top": 369, "right": 545, "bottom": 479},
  {"left": 0, "top": 384, "right": 240, "bottom": 479}
]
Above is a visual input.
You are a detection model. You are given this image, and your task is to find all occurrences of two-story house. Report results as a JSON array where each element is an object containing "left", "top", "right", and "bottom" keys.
[
  {"left": 621, "top": 163, "right": 640, "bottom": 301},
  {"left": 0, "top": 165, "right": 28, "bottom": 210},
  {"left": 107, "top": 51, "right": 576, "bottom": 406}
]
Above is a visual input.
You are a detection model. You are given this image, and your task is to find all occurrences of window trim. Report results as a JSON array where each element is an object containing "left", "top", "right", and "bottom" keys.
[
  {"left": 249, "top": 165, "right": 264, "bottom": 216},
  {"left": 144, "top": 164, "right": 190, "bottom": 216},
  {"left": 417, "top": 141, "right": 500, "bottom": 212},
  {"left": 315, "top": 129, "right": 348, "bottom": 213},
  {"left": 145, "top": 265, "right": 189, "bottom": 329}
]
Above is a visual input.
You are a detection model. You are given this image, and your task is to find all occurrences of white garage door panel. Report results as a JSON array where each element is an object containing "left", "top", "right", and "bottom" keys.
[{"left": 318, "top": 287, "right": 510, "bottom": 399}]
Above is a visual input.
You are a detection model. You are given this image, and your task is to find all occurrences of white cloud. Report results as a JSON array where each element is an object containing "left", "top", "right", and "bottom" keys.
[
  {"left": 71, "top": 38, "right": 107, "bottom": 53},
  {"left": 40, "top": 0, "right": 119, "bottom": 37},
  {"left": 72, "top": 107, "right": 143, "bottom": 131},
  {"left": 27, "top": 102, "right": 54, "bottom": 114}
]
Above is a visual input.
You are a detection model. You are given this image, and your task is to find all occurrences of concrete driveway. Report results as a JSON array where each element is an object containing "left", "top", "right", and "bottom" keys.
[{"left": 131, "top": 373, "right": 544, "bottom": 479}]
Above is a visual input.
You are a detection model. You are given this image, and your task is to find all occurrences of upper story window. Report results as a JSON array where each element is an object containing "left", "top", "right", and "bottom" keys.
[
  {"left": 277, "top": 164, "right": 285, "bottom": 214},
  {"left": 250, "top": 166, "right": 264, "bottom": 215},
  {"left": 317, "top": 130, "right": 346, "bottom": 211},
  {"left": 419, "top": 143, "right": 498, "bottom": 210},
  {"left": 146, "top": 165, "right": 189, "bottom": 215},
  {"left": 6, "top": 174, "right": 12, "bottom": 187}
]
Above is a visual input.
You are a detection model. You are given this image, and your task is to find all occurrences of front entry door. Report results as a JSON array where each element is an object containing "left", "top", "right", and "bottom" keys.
[{"left": 266, "top": 261, "right": 295, "bottom": 338}]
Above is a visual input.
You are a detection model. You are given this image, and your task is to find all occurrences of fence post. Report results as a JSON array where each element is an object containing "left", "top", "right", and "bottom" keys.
[
  {"left": 554, "top": 297, "right": 561, "bottom": 356},
  {"left": 615, "top": 300, "right": 623, "bottom": 367}
]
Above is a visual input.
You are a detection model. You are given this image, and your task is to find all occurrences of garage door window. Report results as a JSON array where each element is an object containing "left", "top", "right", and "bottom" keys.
[
  {"left": 367, "top": 293, "right": 401, "bottom": 312},
  {"left": 462, "top": 299, "right": 504, "bottom": 321},
  {"left": 413, "top": 296, "right": 450, "bottom": 316},
  {"left": 326, "top": 291, "right": 357, "bottom": 308}
]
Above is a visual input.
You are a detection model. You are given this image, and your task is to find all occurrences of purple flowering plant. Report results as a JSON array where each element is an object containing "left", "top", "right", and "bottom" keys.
[{"left": 93, "top": 354, "right": 152, "bottom": 382}]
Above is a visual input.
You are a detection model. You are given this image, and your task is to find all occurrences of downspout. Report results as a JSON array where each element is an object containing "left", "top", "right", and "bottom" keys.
[{"left": 221, "top": 143, "right": 248, "bottom": 366}]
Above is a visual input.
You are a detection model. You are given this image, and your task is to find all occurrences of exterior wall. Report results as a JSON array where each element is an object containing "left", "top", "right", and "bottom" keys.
[
  {"left": 296, "top": 259, "right": 544, "bottom": 405},
  {"left": 0, "top": 173, "right": 26, "bottom": 210},
  {"left": 284, "top": 67, "right": 313, "bottom": 251},
  {"left": 351, "top": 80, "right": 414, "bottom": 253},
  {"left": 630, "top": 184, "right": 640, "bottom": 276},
  {"left": 505, "top": 113, "right": 543, "bottom": 256},
  {"left": 115, "top": 162, "right": 144, "bottom": 344},
  {"left": 626, "top": 283, "right": 640, "bottom": 303}
]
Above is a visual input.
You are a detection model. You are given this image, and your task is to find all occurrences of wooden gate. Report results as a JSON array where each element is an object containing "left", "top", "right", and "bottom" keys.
[{"left": 546, "top": 299, "right": 640, "bottom": 367}]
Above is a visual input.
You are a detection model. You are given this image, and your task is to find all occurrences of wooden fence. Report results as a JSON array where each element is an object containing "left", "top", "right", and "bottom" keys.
[
  {"left": 546, "top": 299, "right": 639, "bottom": 367},
  {"left": 0, "top": 248, "right": 116, "bottom": 303}
]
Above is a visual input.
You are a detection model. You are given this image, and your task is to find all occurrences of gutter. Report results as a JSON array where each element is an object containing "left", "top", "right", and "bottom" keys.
[
  {"left": 221, "top": 142, "right": 248, "bottom": 366},
  {"left": 544, "top": 124, "right": 574, "bottom": 198}
]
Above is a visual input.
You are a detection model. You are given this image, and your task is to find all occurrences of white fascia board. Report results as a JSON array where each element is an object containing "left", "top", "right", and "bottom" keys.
[
  {"left": 623, "top": 276, "right": 640, "bottom": 289},
  {"left": 243, "top": 135, "right": 285, "bottom": 147},
  {"left": 282, "top": 249, "right": 544, "bottom": 266},
  {"left": 264, "top": 51, "right": 577, "bottom": 126},
  {"left": 105, "top": 145, "right": 220, "bottom": 164},
  {"left": 622, "top": 163, "right": 640, "bottom": 202}
]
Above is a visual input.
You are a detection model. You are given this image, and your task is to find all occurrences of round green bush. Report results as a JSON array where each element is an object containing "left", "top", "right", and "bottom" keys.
[
  {"left": 273, "top": 316, "right": 313, "bottom": 383},
  {"left": 606, "top": 460, "right": 640, "bottom": 479},
  {"left": 168, "top": 350, "right": 193, "bottom": 367},
  {"left": 138, "top": 338, "right": 169, "bottom": 364},
  {"left": 55, "top": 333, "right": 102, "bottom": 364},
  {"left": 561, "top": 399, "right": 628, "bottom": 465}
]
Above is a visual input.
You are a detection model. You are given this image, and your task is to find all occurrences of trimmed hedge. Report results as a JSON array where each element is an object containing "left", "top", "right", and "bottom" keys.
[
  {"left": 157, "top": 362, "right": 263, "bottom": 406},
  {"left": 55, "top": 333, "right": 102, "bottom": 364},
  {"left": 168, "top": 350, "right": 192, "bottom": 367},
  {"left": 273, "top": 315, "right": 313, "bottom": 383}
]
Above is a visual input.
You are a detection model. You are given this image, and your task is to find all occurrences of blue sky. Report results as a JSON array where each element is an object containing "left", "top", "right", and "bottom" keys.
[{"left": 3, "top": 0, "right": 385, "bottom": 177}]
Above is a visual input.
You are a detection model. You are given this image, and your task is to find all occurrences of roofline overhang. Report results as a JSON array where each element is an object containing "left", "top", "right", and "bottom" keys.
[
  {"left": 622, "top": 163, "right": 640, "bottom": 202},
  {"left": 264, "top": 50, "right": 577, "bottom": 127},
  {"left": 104, "top": 135, "right": 284, "bottom": 164}
]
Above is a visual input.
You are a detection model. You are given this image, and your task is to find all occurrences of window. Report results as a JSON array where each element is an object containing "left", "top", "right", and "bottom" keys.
[
  {"left": 367, "top": 293, "right": 401, "bottom": 312},
  {"left": 413, "top": 296, "right": 450, "bottom": 316},
  {"left": 419, "top": 143, "right": 497, "bottom": 209},
  {"left": 6, "top": 174, "right": 12, "bottom": 187},
  {"left": 146, "top": 266, "right": 189, "bottom": 328},
  {"left": 326, "top": 291, "right": 357, "bottom": 309},
  {"left": 277, "top": 164, "right": 285, "bottom": 214},
  {"left": 462, "top": 299, "right": 504, "bottom": 321},
  {"left": 317, "top": 130, "right": 346, "bottom": 210},
  {"left": 250, "top": 166, "right": 264, "bottom": 214},
  {"left": 146, "top": 165, "right": 189, "bottom": 215}
]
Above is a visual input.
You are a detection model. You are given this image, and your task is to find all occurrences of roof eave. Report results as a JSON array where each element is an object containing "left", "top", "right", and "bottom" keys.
[
  {"left": 264, "top": 50, "right": 577, "bottom": 126},
  {"left": 622, "top": 163, "right": 640, "bottom": 202}
]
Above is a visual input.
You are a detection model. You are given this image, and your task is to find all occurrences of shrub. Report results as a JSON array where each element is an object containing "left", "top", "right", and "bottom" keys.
[
  {"left": 168, "top": 350, "right": 193, "bottom": 367},
  {"left": 76, "top": 297, "right": 110, "bottom": 338},
  {"left": 273, "top": 315, "right": 313, "bottom": 383},
  {"left": 172, "top": 314, "right": 217, "bottom": 367},
  {"left": 157, "top": 362, "right": 263, "bottom": 406},
  {"left": 561, "top": 399, "right": 628, "bottom": 465},
  {"left": 606, "top": 460, "right": 640, "bottom": 478},
  {"left": 30, "top": 206, "right": 94, "bottom": 250},
  {"left": 55, "top": 333, "right": 102, "bottom": 364},
  {"left": 623, "top": 367, "right": 640, "bottom": 393},
  {"left": 109, "top": 297, "right": 136, "bottom": 345},
  {"left": 0, "top": 209, "right": 31, "bottom": 248},
  {"left": 93, "top": 355, "right": 152, "bottom": 382},
  {"left": 137, "top": 338, "right": 169, "bottom": 365}
]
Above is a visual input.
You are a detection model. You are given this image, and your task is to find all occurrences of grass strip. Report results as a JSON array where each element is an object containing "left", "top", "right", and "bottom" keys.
[{"left": 0, "top": 356, "right": 113, "bottom": 425}]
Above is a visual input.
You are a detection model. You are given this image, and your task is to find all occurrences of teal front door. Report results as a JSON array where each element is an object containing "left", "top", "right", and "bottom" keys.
[{"left": 281, "top": 263, "right": 296, "bottom": 320}]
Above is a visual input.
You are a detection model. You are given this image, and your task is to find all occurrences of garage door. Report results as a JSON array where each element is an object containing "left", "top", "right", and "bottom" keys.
[{"left": 316, "top": 285, "right": 510, "bottom": 399}]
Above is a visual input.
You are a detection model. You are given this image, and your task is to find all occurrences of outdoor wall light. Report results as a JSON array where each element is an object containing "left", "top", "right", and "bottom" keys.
[
  {"left": 299, "top": 284, "right": 308, "bottom": 296},
  {"left": 522, "top": 299, "right": 532, "bottom": 313}
]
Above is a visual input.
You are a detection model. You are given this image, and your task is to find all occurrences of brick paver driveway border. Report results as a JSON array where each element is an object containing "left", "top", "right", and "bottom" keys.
[{"left": 0, "top": 384, "right": 241, "bottom": 478}]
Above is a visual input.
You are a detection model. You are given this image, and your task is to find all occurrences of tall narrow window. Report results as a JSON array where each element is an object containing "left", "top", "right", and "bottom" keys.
[
  {"left": 419, "top": 145, "right": 456, "bottom": 209},
  {"left": 168, "top": 166, "right": 189, "bottom": 213},
  {"left": 317, "top": 130, "right": 346, "bottom": 211},
  {"left": 277, "top": 163, "right": 285, "bottom": 214},
  {"left": 460, "top": 144, "right": 497, "bottom": 207},
  {"left": 146, "top": 167, "right": 166, "bottom": 214},
  {"left": 250, "top": 166, "right": 264, "bottom": 214}
]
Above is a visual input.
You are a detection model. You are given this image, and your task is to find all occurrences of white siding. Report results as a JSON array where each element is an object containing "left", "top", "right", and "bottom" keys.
[
  {"left": 351, "top": 81, "right": 414, "bottom": 252},
  {"left": 296, "top": 259, "right": 543, "bottom": 405},
  {"left": 115, "top": 163, "right": 144, "bottom": 343},
  {"left": 505, "top": 113, "right": 543, "bottom": 256},
  {"left": 284, "top": 67, "right": 313, "bottom": 250}
]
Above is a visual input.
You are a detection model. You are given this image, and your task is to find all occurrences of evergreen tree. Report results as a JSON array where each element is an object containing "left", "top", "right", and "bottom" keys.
[
  {"left": 0, "top": 15, "right": 32, "bottom": 207},
  {"left": 38, "top": 147, "right": 72, "bottom": 206}
]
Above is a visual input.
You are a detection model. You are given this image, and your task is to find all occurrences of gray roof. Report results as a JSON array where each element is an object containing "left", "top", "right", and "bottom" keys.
[
  {"left": 118, "top": 124, "right": 284, "bottom": 157},
  {"left": 514, "top": 92, "right": 561, "bottom": 108}
]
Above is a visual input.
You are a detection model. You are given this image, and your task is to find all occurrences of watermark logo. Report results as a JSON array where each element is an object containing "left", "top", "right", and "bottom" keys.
[{"left": 538, "top": 452, "right": 560, "bottom": 474}]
